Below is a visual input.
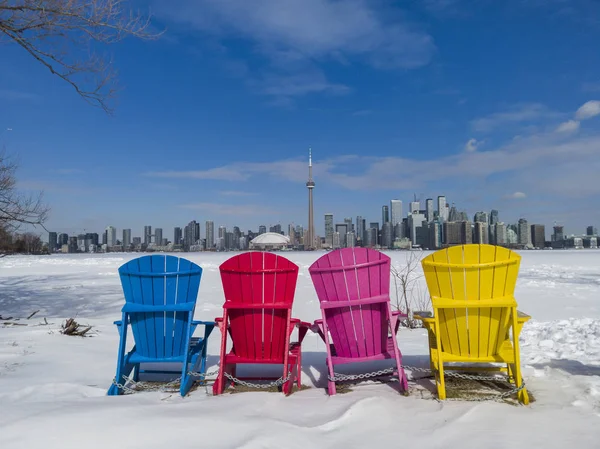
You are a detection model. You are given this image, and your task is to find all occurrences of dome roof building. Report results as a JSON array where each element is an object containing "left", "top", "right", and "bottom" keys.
[{"left": 249, "top": 232, "right": 290, "bottom": 250}]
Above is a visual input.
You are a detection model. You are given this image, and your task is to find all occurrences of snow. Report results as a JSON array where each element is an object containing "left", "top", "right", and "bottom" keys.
[{"left": 2, "top": 250, "right": 600, "bottom": 448}]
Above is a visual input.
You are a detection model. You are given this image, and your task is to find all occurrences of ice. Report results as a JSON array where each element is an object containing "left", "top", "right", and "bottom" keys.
[{"left": 2, "top": 250, "right": 600, "bottom": 448}]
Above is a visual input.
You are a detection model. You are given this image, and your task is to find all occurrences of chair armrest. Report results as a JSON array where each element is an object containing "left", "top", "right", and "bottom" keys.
[
  {"left": 291, "top": 318, "right": 311, "bottom": 344},
  {"left": 192, "top": 320, "right": 216, "bottom": 326},
  {"left": 392, "top": 310, "right": 408, "bottom": 318},
  {"left": 113, "top": 320, "right": 123, "bottom": 326},
  {"left": 517, "top": 310, "right": 531, "bottom": 322}
]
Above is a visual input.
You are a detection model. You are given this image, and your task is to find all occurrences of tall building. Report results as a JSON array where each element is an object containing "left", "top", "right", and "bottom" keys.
[
  {"left": 122, "top": 229, "right": 131, "bottom": 248},
  {"left": 344, "top": 217, "right": 353, "bottom": 232},
  {"left": 48, "top": 232, "right": 57, "bottom": 252},
  {"left": 218, "top": 226, "right": 226, "bottom": 240},
  {"left": 587, "top": 226, "right": 598, "bottom": 236},
  {"left": 306, "top": 148, "right": 316, "bottom": 250},
  {"left": 409, "top": 201, "right": 420, "bottom": 214},
  {"left": 144, "top": 226, "right": 152, "bottom": 245},
  {"left": 473, "top": 222, "right": 488, "bottom": 244},
  {"left": 428, "top": 221, "right": 442, "bottom": 249},
  {"left": 106, "top": 226, "right": 117, "bottom": 247},
  {"left": 495, "top": 222, "right": 507, "bottom": 245},
  {"left": 437, "top": 196, "right": 447, "bottom": 222},
  {"left": 425, "top": 198, "right": 434, "bottom": 222},
  {"left": 381, "top": 222, "right": 393, "bottom": 248},
  {"left": 390, "top": 200, "right": 403, "bottom": 226},
  {"left": 58, "top": 233, "right": 68, "bottom": 246},
  {"left": 474, "top": 211, "right": 489, "bottom": 224},
  {"left": 518, "top": 219, "right": 531, "bottom": 246},
  {"left": 531, "top": 224, "right": 546, "bottom": 248},
  {"left": 258, "top": 225, "right": 266, "bottom": 235},
  {"left": 346, "top": 232, "right": 356, "bottom": 248},
  {"left": 174, "top": 227, "right": 182, "bottom": 246},
  {"left": 155, "top": 228, "right": 163, "bottom": 246},
  {"left": 324, "top": 213, "right": 334, "bottom": 246},
  {"left": 269, "top": 224, "right": 282, "bottom": 234},
  {"left": 205, "top": 221, "right": 214, "bottom": 249},
  {"left": 335, "top": 223, "right": 348, "bottom": 247},
  {"left": 356, "top": 216, "right": 366, "bottom": 243},
  {"left": 552, "top": 225, "right": 564, "bottom": 242},
  {"left": 408, "top": 212, "right": 426, "bottom": 246},
  {"left": 381, "top": 205, "right": 389, "bottom": 224}
]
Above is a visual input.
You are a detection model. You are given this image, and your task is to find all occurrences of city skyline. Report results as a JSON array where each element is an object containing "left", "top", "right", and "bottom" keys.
[{"left": 4, "top": 2, "right": 600, "bottom": 235}]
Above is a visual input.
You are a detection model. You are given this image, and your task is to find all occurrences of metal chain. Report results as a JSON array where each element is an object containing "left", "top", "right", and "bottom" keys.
[
  {"left": 329, "top": 364, "right": 526, "bottom": 403},
  {"left": 222, "top": 371, "right": 292, "bottom": 389}
]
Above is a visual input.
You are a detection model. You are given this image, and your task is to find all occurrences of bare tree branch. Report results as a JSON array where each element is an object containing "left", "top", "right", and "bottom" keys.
[
  {"left": 0, "top": 151, "right": 49, "bottom": 236},
  {"left": 0, "top": 1, "right": 163, "bottom": 114}
]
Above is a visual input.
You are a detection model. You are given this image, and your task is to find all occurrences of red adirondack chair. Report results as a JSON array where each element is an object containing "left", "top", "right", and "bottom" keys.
[
  {"left": 309, "top": 248, "right": 409, "bottom": 395},
  {"left": 213, "top": 252, "right": 310, "bottom": 395}
]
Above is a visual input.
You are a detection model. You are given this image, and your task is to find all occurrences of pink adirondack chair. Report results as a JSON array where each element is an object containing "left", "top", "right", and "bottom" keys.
[
  {"left": 213, "top": 252, "right": 311, "bottom": 395},
  {"left": 309, "top": 247, "right": 409, "bottom": 395}
]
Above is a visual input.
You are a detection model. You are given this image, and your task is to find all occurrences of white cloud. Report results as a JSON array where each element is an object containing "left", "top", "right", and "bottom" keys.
[
  {"left": 555, "top": 119, "right": 580, "bottom": 133},
  {"left": 470, "top": 103, "right": 561, "bottom": 132},
  {"left": 157, "top": 0, "right": 435, "bottom": 102},
  {"left": 575, "top": 100, "right": 600, "bottom": 120},
  {"left": 161, "top": 0, "right": 434, "bottom": 68},
  {"left": 464, "top": 138, "right": 483, "bottom": 152},
  {"left": 505, "top": 191, "right": 527, "bottom": 199}
]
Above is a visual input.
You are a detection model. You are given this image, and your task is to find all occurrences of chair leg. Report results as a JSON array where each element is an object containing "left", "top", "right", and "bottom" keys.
[
  {"left": 437, "top": 362, "right": 446, "bottom": 400},
  {"left": 297, "top": 354, "right": 302, "bottom": 388},
  {"left": 282, "top": 362, "right": 295, "bottom": 396},
  {"left": 327, "top": 359, "right": 337, "bottom": 396}
]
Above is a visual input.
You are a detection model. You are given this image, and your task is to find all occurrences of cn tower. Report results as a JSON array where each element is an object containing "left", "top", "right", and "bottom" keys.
[{"left": 306, "top": 148, "right": 315, "bottom": 250}]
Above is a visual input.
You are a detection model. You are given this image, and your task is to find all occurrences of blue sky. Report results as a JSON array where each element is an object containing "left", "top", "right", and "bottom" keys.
[{"left": 2, "top": 0, "right": 600, "bottom": 239}]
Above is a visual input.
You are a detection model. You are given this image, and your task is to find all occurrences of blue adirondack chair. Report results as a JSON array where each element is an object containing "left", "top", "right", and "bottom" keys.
[{"left": 107, "top": 255, "right": 214, "bottom": 397}]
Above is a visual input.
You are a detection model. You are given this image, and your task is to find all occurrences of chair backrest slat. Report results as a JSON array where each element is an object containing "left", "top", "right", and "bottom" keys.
[
  {"left": 310, "top": 248, "right": 391, "bottom": 359},
  {"left": 118, "top": 255, "right": 202, "bottom": 359},
  {"left": 219, "top": 252, "right": 298, "bottom": 362},
  {"left": 422, "top": 244, "right": 520, "bottom": 358}
]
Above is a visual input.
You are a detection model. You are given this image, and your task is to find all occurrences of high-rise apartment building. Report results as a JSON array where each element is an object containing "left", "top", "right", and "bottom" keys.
[
  {"left": 587, "top": 226, "right": 598, "bottom": 236},
  {"left": 409, "top": 201, "right": 420, "bottom": 214},
  {"left": 122, "top": 229, "right": 131, "bottom": 248},
  {"left": 144, "top": 226, "right": 152, "bottom": 245},
  {"left": 48, "top": 232, "right": 57, "bottom": 252},
  {"left": 518, "top": 219, "right": 531, "bottom": 246},
  {"left": 344, "top": 217, "right": 353, "bottom": 232},
  {"left": 154, "top": 228, "right": 163, "bottom": 246},
  {"left": 552, "top": 225, "right": 564, "bottom": 242},
  {"left": 381, "top": 222, "right": 393, "bottom": 248},
  {"left": 205, "top": 221, "right": 214, "bottom": 249},
  {"left": 174, "top": 227, "right": 182, "bottom": 246},
  {"left": 106, "top": 226, "right": 117, "bottom": 247},
  {"left": 531, "top": 224, "right": 546, "bottom": 248},
  {"left": 258, "top": 225, "right": 266, "bottom": 235},
  {"left": 324, "top": 213, "right": 334, "bottom": 246}
]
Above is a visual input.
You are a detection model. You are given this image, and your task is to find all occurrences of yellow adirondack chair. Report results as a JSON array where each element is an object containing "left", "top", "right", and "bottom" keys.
[{"left": 414, "top": 244, "right": 530, "bottom": 404}]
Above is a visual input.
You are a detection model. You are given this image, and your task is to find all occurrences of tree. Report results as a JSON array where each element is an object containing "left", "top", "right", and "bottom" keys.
[
  {"left": 0, "top": 151, "right": 49, "bottom": 233},
  {"left": 0, "top": 0, "right": 161, "bottom": 114}
]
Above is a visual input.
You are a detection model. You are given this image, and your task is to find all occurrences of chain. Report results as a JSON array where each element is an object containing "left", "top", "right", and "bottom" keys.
[
  {"left": 111, "top": 375, "right": 183, "bottom": 394},
  {"left": 329, "top": 364, "right": 526, "bottom": 403},
  {"left": 222, "top": 371, "right": 292, "bottom": 389}
]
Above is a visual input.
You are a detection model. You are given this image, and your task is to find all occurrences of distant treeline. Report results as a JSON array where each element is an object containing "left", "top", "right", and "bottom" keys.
[{"left": 0, "top": 227, "right": 45, "bottom": 255}]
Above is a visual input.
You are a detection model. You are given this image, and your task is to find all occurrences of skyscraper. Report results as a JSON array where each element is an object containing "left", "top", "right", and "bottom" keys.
[
  {"left": 144, "top": 226, "right": 152, "bottom": 245},
  {"left": 122, "top": 229, "right": 131, "bottom": 248},
  {"left": 155, "top": 228, "right": 163, "bottom": 246},
  {"left": 437, "top": 196, "right": 447, "bottom": 222},
  {"left": 518, "top": 219, "right": 531, "bottom": 245},
  {"left": 324, "top": 213, "right": 334, "bottom": 246},
  {"left": 381, "top": 205, "right": 389, "bottom": 224},
  {"left": 356, "top": 216, "right": 366, "bottom": 243},
  {"left": 205, "top": 221, "right": 214, "bottom": 249},
  {"left": 531, "top": 224, "right": 546, "bottom": 248},
  {"left": 106, "top": 226, "right": 117, "bottom": 247},
  {"left": 390, "top": 200, "right": 402, "bottom": 226},
  {"left": 425, "top": 198, "right": 434, "bottom": 222},
  {"left": 174, "top": 227, "right": 182, "bottom": 246},
  {"left": 48, "top": 232, "right": 57, "bottom": 252},
  {"left": 306, "top": 148, "right": 316, "bottom": 250}
]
